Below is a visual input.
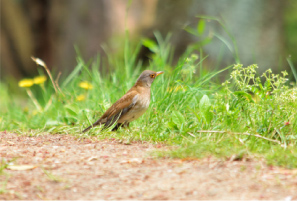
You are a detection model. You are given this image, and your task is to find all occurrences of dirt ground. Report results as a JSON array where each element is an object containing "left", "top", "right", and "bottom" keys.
[{"left": 0, "top": 132, "right": 297, "bottom": 200}]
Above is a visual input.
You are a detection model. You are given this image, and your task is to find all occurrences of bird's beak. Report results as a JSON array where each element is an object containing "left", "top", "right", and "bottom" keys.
[{"left": 156, "top": 71, "right": 164, "bottom": 76}]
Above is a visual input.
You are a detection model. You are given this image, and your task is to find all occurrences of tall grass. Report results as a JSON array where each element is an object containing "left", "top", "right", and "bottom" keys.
[{"left": 0, "top": 31, "right": 296, "bottom": 168}]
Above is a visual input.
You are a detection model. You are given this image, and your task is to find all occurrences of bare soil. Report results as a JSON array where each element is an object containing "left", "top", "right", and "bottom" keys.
[{"left": 0, "top": 132, "right": 297, "bottom": 200}]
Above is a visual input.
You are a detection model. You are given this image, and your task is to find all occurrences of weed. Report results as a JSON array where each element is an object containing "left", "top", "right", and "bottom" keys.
[{"left": 42, "top": 168, "right": 64, "bottom": 183}]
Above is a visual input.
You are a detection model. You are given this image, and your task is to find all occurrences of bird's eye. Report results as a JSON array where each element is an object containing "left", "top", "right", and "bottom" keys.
[{"left": 150, "top": 74, "right": 155, "bottom": 78}]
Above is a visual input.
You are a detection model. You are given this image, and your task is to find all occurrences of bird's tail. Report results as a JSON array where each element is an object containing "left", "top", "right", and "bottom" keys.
[{"left": 82, "top": 119, "right": 101, "bottom": 133}]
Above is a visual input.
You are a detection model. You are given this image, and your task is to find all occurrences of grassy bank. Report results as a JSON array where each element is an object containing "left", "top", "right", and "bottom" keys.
[{"left": 0, "top": 34, "right": 296, "bottom": 168}]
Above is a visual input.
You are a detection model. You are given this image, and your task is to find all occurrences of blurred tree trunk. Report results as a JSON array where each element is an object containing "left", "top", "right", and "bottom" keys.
[
  {"left": 0, "top": 0, "right": 291, "bottom": 81},
  {"left": 191, "top": 0, "right": 286, "bottom": 73},
  {"left": 1, "top": 0, "right": 35, "bottom": 79},
  {"left": 49, "top": 0, "right": 109, "bottom": 74},
  {"left": 144, "top": 0, "right": 286, "bottom": 73},
  {"left": 0, "top": 0, "right": 159, "bottom": 80}
]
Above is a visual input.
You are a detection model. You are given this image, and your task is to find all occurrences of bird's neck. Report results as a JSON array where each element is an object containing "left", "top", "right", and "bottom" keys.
[
  {"left": 129, "top": 83, "right": 151, "bottom": 97},
  {"left": 134, "top": 81, "right": 151, "bottom": 88}
]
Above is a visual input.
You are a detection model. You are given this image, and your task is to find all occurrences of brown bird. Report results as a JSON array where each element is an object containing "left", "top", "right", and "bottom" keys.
[{"left": 82, "top": 70, "right": 164, "bottom": 133}]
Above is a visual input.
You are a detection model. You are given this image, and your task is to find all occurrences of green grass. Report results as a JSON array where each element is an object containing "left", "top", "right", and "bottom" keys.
[
  {"left": 0, "top": 33, "right": 296, "bottom": 168},
  {"left": 0, "top": 158, "right": 14, "bottom": 194}
]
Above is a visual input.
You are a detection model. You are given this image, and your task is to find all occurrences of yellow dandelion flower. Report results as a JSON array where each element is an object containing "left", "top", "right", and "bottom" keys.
[
  {"left": 33, "top": 75, "right": 47, "bottom": 84},
  {"left": 76, "top": 94, "right": 86, "bottom": 101},
  {"left": 18, "top": 79, "right": 34, "bottom": 88},
  {"left": 79, "top": 82, "right": 93, "bottom": 90}
]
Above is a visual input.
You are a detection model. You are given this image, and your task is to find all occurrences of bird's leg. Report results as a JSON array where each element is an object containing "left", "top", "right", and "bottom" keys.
[
  {"left": 122, "top": 122, "right": 130, "bottom": 132},
  {"left": 122, "top": 122, "right": 130, "bottom": 128},
  {"left": 111, "top": 123, "right": 122, "bottom": 131},
  {"left": 111, "top": 122, "right": 130, "bottom": 131}
]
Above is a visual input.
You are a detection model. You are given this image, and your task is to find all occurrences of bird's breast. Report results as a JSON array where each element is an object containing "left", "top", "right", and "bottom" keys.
[
  {"left": 118, "top": 91, "right": 150, "bottom": 123},
  {"left": 138, "top": 92, "right": 150, "bottom": 109}
]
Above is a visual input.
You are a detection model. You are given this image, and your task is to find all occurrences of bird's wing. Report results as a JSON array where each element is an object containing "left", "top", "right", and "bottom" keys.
[
  {"left": 100, "top": 91, "right": 139, "bottom": 127},
  {"left": 82, "top": 90, "right": 139, "bottom": 133}
]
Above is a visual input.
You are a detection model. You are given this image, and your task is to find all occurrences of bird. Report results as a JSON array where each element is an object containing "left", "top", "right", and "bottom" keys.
[{"left": 82, "top": 70, "right": 164, "bottom": 133}]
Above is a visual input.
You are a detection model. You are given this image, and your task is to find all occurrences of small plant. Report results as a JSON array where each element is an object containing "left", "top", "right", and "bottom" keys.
[
  {"left": 230, "top": 64, "right": 289, "bottom": 98},
  {"left": 42, "top": 168, "right": 64, "bottom": 183},
  {"left": 0, "top": 179, "right": 8, "bottom": 194},
  {"left": 215, "top": 64, "right": 296, "bottom": 143},
  {"left": 0, "top": 158, "right": 16, "bottom": 194}
]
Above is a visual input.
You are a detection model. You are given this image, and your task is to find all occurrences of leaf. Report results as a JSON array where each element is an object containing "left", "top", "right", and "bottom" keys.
[
  {"left": 64, "top": 104, "right": 79, "bottom": 116},
  {"left": 141, "top": 38, "right": 158, "bottom": 53},
  {"left": 168, "top": 121, "right": 178, "bottom": 130},
  {"left": 172, "top": 111, "right": 186, "bottom": 127},
  {"left": 234, "top": 91, "right": 254, "bottom": 103},
  {"left": 184, "top": 26, "right": 198, "bottom": 36},
  {"left": 204, "top": 110, "right": 213, "bottom": 124},
  {"left": 199, "top": 95, "right": 213, "bottom": 124},
  {"left": 7, "top": 165, "right": 37, "bottom": 171},
  {"left": 193, "top": 111, "right": 201, "bottom": 122},
  {"left": 63, "top": 116, "right": 77, "bottom": 125},
  {"left": 199, "top": 95, "right": 211, "bottom": 111},
  {"left": 87, "top": 157, "right": 98, "bottom": 161},
  {"left": 120, "top": 158, "right": 143, "bottom": 164},
  {"left": 7, "top": 141, "right": 15, "bottom": 145},
  {"left": 197, "top": 19, "right": 206, "bottom": 35}
]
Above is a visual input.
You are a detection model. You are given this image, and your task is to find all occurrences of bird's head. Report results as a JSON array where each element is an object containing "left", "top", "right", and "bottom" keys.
[{"left": 136, "top": 70, "right": 164, "bottom": 87}]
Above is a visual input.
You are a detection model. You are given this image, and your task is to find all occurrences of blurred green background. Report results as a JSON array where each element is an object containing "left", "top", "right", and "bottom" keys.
[{"left": 1, "top": 0, "right": 297, "bottom": 82}]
